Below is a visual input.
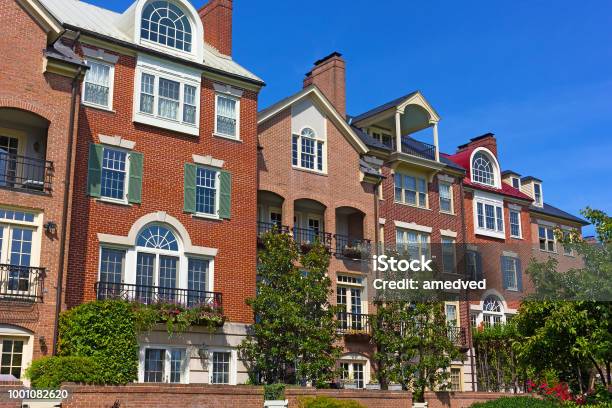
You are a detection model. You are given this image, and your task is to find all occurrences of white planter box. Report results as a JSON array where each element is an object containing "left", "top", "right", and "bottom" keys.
[
  {"left": 388, "top": 383, "right": 402, "bottom": 391},
  {"left": 366, "top": 383, "right": 381, "bottom": 390},
  {"left": 343, "top": 382, "right": 358, "bottom": 389},
  {"left": 264, "top": 400, "right": 288, "bottom": 408},
  {"left": 413, "top": 402, "right": 428, "bottom": 408}
]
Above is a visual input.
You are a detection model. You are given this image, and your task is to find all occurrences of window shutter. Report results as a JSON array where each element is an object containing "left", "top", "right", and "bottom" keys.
[
  {"left": 475, "top": 252, "right": 483, "bottom": 281},
  {"left": 127, "top": 152, "right": 143, "bottom": 204},
  {"left": 218, "top": 170, "right": 232, "bottom": 219},
  {"left": 516, "top": 258, "right": 523, "bottom": 292},
  {"left": 183, "top": 163, "right": 197, "bottom": 213},
  {"left": 500, "top": 256, "right": 509, "bottom": 289},
  {"left": 87, "top": 143, "right": 104, "bottom": 197}
]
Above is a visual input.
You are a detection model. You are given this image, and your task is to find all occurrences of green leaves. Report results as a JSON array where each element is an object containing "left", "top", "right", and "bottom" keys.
[{"left": 25, "top": 356, "right": 101, "bottom": 388}]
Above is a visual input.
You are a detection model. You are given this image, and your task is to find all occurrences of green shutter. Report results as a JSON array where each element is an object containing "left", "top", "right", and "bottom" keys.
[
  {"left": 184, "top": 163, "right": 197, "bottom": 213},
  {"left": 218, "top": 170, "right": 232, "bottom": 219},
  {"left": 87, "top": 143, "right": 103, "bottom": 197},
  {"left": 127, "top": 152, "right": 143, "bottom": 204}
]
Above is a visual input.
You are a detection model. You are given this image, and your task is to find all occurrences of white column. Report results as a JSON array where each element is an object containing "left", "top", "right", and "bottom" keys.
[
  {"left": 432, "top": 121, "right": 440, "bottom": 162},
  {"left": 395, "top": 110, "right": 402, "bottom": 153}
]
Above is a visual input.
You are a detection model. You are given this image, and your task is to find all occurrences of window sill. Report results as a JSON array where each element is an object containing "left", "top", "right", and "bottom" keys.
[
  {"left": 439, "top": 210, "right": 455, "bottom": 216},
  {"left": 95, "top": 197, "right": 131, "bottom": 207},
  {"left": 292, "top": 166, "right": 327, "bottom": 176},
  {"left": 82, "top": 102, "right": 115, "bottom": 113},
  {"left": 394, "top": 201, "right": 430, "bottom": 211},
  {"left": 510, "top": 235, "right": 523, "bottom": 240},
  {"left": 475, "top": 228, "right": 505, "bottom": 240},
  {"left": 133, "top": 112, "right": 199, "bottom": 136},
  {"left": 191, "top": 213, "right": 222, "bottom": 221},
  {"left": 539, "top": 249, "right": 557, "bottom": 254},
  {"left": 213, "top": 132, "right": 242, "bottom": 142}
]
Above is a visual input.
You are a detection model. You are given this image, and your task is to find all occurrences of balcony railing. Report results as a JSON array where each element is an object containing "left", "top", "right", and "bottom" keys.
[
  {"left": 0, "top": 153, "right": 53, "bottom": 193},
  {"left": 0, "top": 264, "right": 45, "bottom": 302},
  {"left": 400, "top": 136, "right": 437, "bottom": 161},
  {"left": 337, "top": 312, "right": 371, "bottom": 335},
  {"left": 334, "top": 235, "right": 371, "bottom": 260},
  {"left": 257, "top": 221, "right": 290, "bottom": 238},
  {"left": 292, "top": 227, "right": 332, "bottom": 251},
  {"left": 95, "top": 281, "right": 222, "bottom": 310},
  {"left": 447, "top": 326, "right": 468, "bottom": 348}
]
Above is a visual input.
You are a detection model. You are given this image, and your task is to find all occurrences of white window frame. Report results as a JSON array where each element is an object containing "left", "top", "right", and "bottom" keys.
[
  {"left": 82, "top": 59, "right": 115, "bottom": 111},
  {"left": 502, "top": 257, "right": 519, "bottom": 291},
  {"left": 336, "top": 274, "right": 367, "bottom": 315},
  {"left": 292, "top": 127, "right": 326, "bottom": 174},
  {"left": 438, "top": 181, "right": 453, "bottom": 214},
  {"left": 99, "top": 145, "right": 131, "bottom": 205},
  {"left": 533, "top": 183, "right": 543, "bottom": 207},
  {"left": 473, "top": 192, "right": 505, "bottom": 239},
  {"left": 339, "top": 359, "right": 367, "bottom": 389},
  {"left": 0, "top": 208, "right": 42, "bottom": 272},
  {"left": 449, "top": 367, "right": 462, "bottom": 392},
  {"left": 139, "top": 344, "right": 190, "bottom": 384},
  {"left": 214, "top": 93, "right": 241, "bottom": 140},
  {"left": 538, "top": 225, "right": 556, "bottom": 253},
  {"left": 509, "top": 209, "right": 522, "bottom": 239},
  {"left": 208, "top": 348, "right": 237, "bottom": 385},
  {"left": 194, "top": 166, "right": 221, "bottom": 220},
  {"left": 396, "top": 228, "right": 430, "bottom": 258},
  {"left": 133, "top": 55, "right": 202, "bottom": 136},
  {"left": 394, "top": 171, "right": 428, "bottom": 208},
  {"left": 469, "top": 147, "right": 501, "bottom": 188}
]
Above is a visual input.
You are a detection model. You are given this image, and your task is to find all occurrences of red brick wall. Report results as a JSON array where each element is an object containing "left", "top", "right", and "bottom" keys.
[
  {"left": 426, "top": 391, "right": 520, "bottom": 408},
  {"left": 0, "top": 0, "right": 78, "bottom": 358},
  {"left": 198, "top": 0, "right": 233, "bottom": 56},
  {"left": 66, "top": 44, "right": 259, "bottom": 323}
]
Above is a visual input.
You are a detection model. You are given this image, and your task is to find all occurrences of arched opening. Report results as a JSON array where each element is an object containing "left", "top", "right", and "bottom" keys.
[
  {"left": 470, "top": 147, "right": 501, "bottom": 188},
  {"left": 293, "top": 198, "right": 329, "bottom": 250},
  {"left": 334, "top": 206, "right": 369, "bottom": 260},
  {"left": 257, "top": 190, "right": 286, "bottom": 239},
  {"left": 482, "top": 295, "right": 505, "bottom": 327},
  {"left": 0, "top": 108, "right": 52, "bottom": 193}
]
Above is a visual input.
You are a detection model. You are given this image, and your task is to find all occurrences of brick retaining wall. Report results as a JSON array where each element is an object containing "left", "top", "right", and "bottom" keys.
[{"left": 425, "top": 391, "right": 515, "bottom": 408}]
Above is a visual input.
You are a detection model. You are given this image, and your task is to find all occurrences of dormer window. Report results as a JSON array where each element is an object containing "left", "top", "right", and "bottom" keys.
[
  {"left": 141, "top": 1, "right": 192, "bottom": 52},
  {"left": 534, "top": 183, "right": 542, "bottom": 206},
  {"left": 472, "top": 152, "right": 495, "bottom": 186}
]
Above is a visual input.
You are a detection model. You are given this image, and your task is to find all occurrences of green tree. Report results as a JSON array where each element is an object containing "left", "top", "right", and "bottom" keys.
[{"left": 239, "top": 231, "right": 340, "bottom": 387}]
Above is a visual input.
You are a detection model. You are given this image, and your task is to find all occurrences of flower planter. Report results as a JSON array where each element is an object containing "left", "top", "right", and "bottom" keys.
[
  {"left": 388, "top": 383, "right": 402, "bottom": 391},
  {"left": 413, "top": 402, "right": 428, "bottom": 408},
  {"left": 366, "top": 383, "right": 381, "bottom": 390},
  {"left": 343, "top": 381, "right": 358, "bottom": 390},
  {"left": 341, "top": 247, "right": 363, "bottom": 259},
  {"left": 263, "top": 400, "right": 288, "bottom": 408}
]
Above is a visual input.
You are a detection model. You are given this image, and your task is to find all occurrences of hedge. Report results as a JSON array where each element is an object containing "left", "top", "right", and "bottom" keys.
[
  {"left": 25, "top": 356, "right": 100, "bottom": 388},
  {"left": 470, "top": 397, "right": 559, "bottom": 407},
  {"left": 297, "top": 396, "right": 366, "bottom": 408}
]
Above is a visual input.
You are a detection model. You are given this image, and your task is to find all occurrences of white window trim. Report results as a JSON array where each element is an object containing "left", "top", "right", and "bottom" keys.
[
  {"left": 193, "top": 165, "right": 222, "bottom": 221},
  {"left": 98, "top": 145, "right": 131, "bottom": 206},
  {"left": 473, "top": 192, "right": 505, "bottom": 239},
  {"left": 339, "top": 353, "right": 370, "bottom": 388},
  {"left": 292, "top": 126, "right": 327, "bottom": 174},
  {"left": 502, "top": 256, "right": 519, "bottom": 291},
  {"left": 394, "top": 220, "right": 432, "bottom": 233},
  {"left": 208, "top": 348, "right": 238, "bottom": 385},
  {"left": 395, "top": 227, "right": 431, "bottom": 258},
  {"left": 0, "top": 326, "right": 34, "bottom": 384},
  {"left": 509, "top": 209, "right": 522, "bottom": 239},
  {"left": 394, "top": 171, "right": 429, "bottom": 209},
  {"left": 138, "top": 344, "right": 190, "bottom": 384},
  {"left": 0, "top": 208, "right": 42, "bottom": 268},
  {"left": 469, "top": 147, "right": 502, "bottom": 189},
  {"left": 438, "top": 181, "right": 454, "bottom": 214},
  {"left": 336, "top": 274, "right": 367, "bottom": 315},
  {"left": 214, "top": 93, "right": 241, "bottom": 141},
  {"left": 133, "top": 54, "right": 202, "bottom": 136},
  {"left": 538, "top": 224, "right": 557, "bottom": 253},
  {"left": 82, "top": 58, "right": 115, "bottom": 111}
]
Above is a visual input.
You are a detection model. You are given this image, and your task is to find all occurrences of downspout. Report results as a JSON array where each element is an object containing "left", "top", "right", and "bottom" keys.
[{"left": 52, "top": 32, "right": 82, "bottom": 355}]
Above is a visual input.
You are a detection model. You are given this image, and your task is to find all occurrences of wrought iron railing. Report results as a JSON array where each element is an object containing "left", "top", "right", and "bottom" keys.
[
  {"left": 334, "top": 234, "right": 371, "bottom": 260},
  {"left": 95, "top": 281, "right": 222, "bottom": 310},
  {"left": 257, "top": 221, "right": 290, "bottom": 237},
  {"left": 0, "top": 264, "right": 45, "bottom": 302},
  {"left": 0, "top": 153, "right": 53, "bottom": 193},
  {"left": 292, "top": 227, "right": 332, "bottom": 250},
  {"left": 447, "top": 326, "right": 468, "bottom": 347},
  {"left": 337, "top": 312, "right": 371, "bottom": 334},
  {"left": 400, "top": 136, "right": 437, "bottom": 161}
]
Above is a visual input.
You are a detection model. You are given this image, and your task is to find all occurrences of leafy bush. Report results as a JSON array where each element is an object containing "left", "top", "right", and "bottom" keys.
[
  {"left": 470, "top": 397, "right": 558, "bottom": 407},
  {"left": 264, "top": 383, "right": 286, "bottom": 400},
  {"left": 57, "top": 300, "right": 139, "bottom": 384},
  {"left": 297, "top": 396, "right": 366, "bottom": 408},
  {"left": 25, "top": 356, "right": 100, "bottom": 388}
]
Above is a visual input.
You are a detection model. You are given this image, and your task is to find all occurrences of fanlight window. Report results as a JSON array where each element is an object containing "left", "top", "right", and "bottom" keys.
[
  {"left": 472, "top": 152, "right": 495, "bottom": 186},
  {"left": 301, "top": 127, "right": 316, "bottom": 139},
  {"left": 141, "top": 1, "right": 193, "bottom": 52},
  {"left": 483, "top": 296, "right": 503, "bottom": 313},
  {"left": 137, "top": 225, "right": 179, "bottom": 251}
]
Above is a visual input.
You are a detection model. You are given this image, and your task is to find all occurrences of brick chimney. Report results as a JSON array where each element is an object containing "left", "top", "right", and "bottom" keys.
[
  {"left": 456, "top": 133, "right": 498, "bottom": 157},
  {"left": 303, "top": 52, "right": 346, "bottom": 118},
  {"left": 198, "top": 0, "right": 233, "bottom": 56}
]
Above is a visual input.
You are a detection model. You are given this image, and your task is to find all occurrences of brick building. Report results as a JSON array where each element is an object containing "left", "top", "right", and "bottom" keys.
[
  {"left": 0, "top": 0, "right": 88, "bottom": 383},
  {"left": 21, "top": 0, "right": 264, "bottom": 385}
]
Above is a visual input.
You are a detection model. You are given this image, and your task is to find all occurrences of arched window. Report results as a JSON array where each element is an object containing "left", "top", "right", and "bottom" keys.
[
  {"left": 482, "top": 295, "right": 504, "bottom": 327},
  {"left": 472, "top": 152, "right": 495, "bottom": 186},
  {"left": 141, "top": 1, "right": 193, "bottom": 52},
  {"left": 137, "top": 225, "right": 179, "bottom": 251},
  {"left": 292, "top": 127, "right": 325, "bottom": 172}
]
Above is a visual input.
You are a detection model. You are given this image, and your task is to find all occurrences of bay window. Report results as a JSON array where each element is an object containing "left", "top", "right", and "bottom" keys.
[{"left": 474, "top": 195, "right": 504, "bottom": 238}]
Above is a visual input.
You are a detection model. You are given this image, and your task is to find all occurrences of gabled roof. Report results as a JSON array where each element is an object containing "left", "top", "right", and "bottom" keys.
[
  {"left": 521, "top": 176, "right": 543, "bottom": 183},
  {"left": 258, "top": 85, "right": 369, "bottom": 154},
  {"left": 501, "top": 170, "right": 521, "bottom": 177},
  {"left": 351, "top": 90, "right": 441, "bottom": 127},
  {"left": 351, "top": 91, "right": 418, "bottom": 124},
  {"left": 35, "top": 0, "right": 263, "bottom": 85},
  {"left": 530, "top": 203, "right": 589, "bottom": 226}
]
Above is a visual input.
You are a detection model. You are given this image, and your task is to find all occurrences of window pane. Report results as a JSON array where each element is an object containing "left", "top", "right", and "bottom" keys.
[
  {"left": 84, "top": 61, "right": 111, "bottom": 107},
  {"left": 477, "top": 202, "right": 484, "bottom": 228},
  {"left": 216, "top": 96, "right": 237, "bottom": 137},
  {"left": 169, "top": 349, "right": 184, "bottom": 383},
  {"left": 141, "top": 1, "right": 193, "bottom": 52},
  {"left": 158, "top": 256, "right": 178, "bottom": 301},
  {"left": 472, "top": 152, "right": 494, "bottom": 185},
  {"left": 485, "top": 204, "right": 495, "bottom": 230},
  {"left": 188, "top": 258, "right": 209, "bottom": 306},
  {"left": 144, "top": 348, "right": 165, "bottom": 382},
  {"left": 158, "top": 78, "right": 180, "bottom": 120},
  {"left": 101, "top": 148, "right": 127, "bottom": 200},
  {"left": 100, "top": 248, "right": 125, "bottom": 284},
  {"left": 495, "top": 206, "right": 503, "bottom": 231},
  {"left": 292, "top": 135, "right": 298, "bottom": 166},
  {"left": 212, "top": 352, "right": 231, "bottom": 384},
  {"left": 140, "top": 73, "right": 155, "bottom": 114},
  {"left": 196, "top": 168, "right": 217, "bottom": 215},
  {"left": 317, "top": 141, "right": 323, "bottom": 171},
  {"left": 136, "top": 252, "right": 155, "bottom": 303},
  {"left": 301, "top": 137, "right": 315, "bottom": 169},
  {"left": 183, "top": 85, "right": 197, "bottom": 124}
]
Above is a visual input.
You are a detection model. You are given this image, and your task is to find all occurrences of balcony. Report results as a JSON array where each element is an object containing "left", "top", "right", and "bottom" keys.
[
  {"left": 0, "top": 153, "right": 53, "bottom": 193},
  {"left": 447, "top": 326, "right": 468, "bottom": 349},
  {"left": 334, "top": 235, "right": 371, "bottom": 260},
  {"left": 0, "top": 264, "right": 45, "bottom": 302},
  {"left": 292, "top": 227, "right": 332, "bottom": 252},
  {"left": 95, "top": 281, "right": 222, "bottom": 311},
  {"left": 400, "top": 136, "right": 437, "bottom": 161},
  {"left": 337, "top": 312, "right": 371, "bottom": 336},
  {"left": 257, "top": 221, "right": 290, "bottom": 247}
]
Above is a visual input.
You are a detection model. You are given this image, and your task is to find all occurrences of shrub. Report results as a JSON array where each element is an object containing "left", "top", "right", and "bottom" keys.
[
  {"left": 470, "top": 397, "right": 558, "bottom": 407},
  {"left": 297, "top": 396, "right": 366, "bottom": 408},
  {"left": 264, "top": 383, "right": 286, "bottom": 400},
  {"left": 57, "top": 300, "right": 139, "bottom": 384},
  {"left": 25, "top": 356, "right": 100, "bottom": 388}
]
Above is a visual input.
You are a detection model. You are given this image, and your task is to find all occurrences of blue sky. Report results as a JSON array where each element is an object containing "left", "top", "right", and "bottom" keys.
[{"left": 89, "top": 0, "right": 612, "bottom": 235}]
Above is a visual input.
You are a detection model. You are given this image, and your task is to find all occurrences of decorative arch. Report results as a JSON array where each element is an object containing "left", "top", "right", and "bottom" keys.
[
  {"left": 469, "top": 147, "right": 501, "bottom": 188},
  {"left": 133, "top": 0, "right": 204, "bottom": 61}
]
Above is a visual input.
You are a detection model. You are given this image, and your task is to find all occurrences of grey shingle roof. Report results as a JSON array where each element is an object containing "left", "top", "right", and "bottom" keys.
[
  {"left": 44, "top": 42, "right": 86, "bottom": 66},
  {"left": 351, "top": 91, "right": 418, "bottom": 123},
  {"left": 530, "top": 203, "right": 589, "bottom": 225}
]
